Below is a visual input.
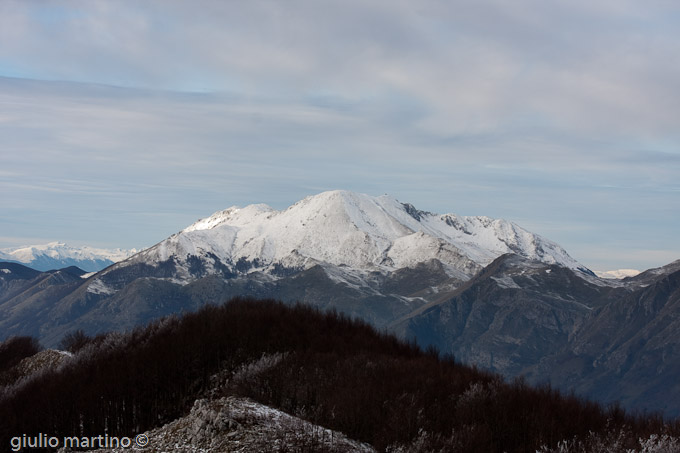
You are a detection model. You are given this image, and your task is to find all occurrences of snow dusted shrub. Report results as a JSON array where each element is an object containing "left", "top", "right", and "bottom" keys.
[
  {"left": 59, "top": 326, "right": 136, "bottom": 369},
  {"left": 455, "top": 378, "right": 503, "bottom": 420},
  {"left": 231, "top": 352, "right": 287, "bottom": 388},
  {"left": 387, "top": 428, "right": 448, "bottom": 453},
  {"left": 583, "top": 426, "right": 631, "bottom": 452},
  {"left": 638, "top": 434, "right": 680, "bottom": 452},
  {"left": 58, "top": 329, "right": 91, "bottom": 353},
  {"left": 386, "top": 428, "right": 461, "bottom": 453},
  {"left": 457, "top": 381, "right": 498, "bottom": 406},
  {"left": 385, "top": 425, "right": 490, "bottom": 453},
  {"left": 225, "top": 352, "right": 290, "bottom": 405},
  {"left": 536, "top": 438, "right": 577, "bottom": 453},
  {"left": 536, "top": 427, "right": 680, "bottom": 452}
]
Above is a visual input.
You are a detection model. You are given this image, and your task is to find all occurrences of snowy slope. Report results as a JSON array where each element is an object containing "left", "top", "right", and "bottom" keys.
[
  {"left": 0, "top": 242, "right": 138, "bottom": 272},
  {"left": 121, "top": 190, "right": 587, "bottom": 283}
]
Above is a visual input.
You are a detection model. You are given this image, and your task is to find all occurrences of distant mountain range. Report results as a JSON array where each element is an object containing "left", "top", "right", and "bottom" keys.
[
  {"left": 0, "top": 242, "right": 138, "bottom": 272},
  {"left": 1, "top": 190, "right": 678, "bottom": 416},
  {"left": 594, "top": 269, "right": 641, "bottom": 279}
]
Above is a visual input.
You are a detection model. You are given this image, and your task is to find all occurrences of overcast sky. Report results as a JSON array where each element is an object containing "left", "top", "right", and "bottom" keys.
[{"left": 1, "top": 0, "right": 678, "bottom": 271}]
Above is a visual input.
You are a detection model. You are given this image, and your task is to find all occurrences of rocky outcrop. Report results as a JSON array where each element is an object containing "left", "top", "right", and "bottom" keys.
[{"left": 79, "top": 397, "right": 374, "bottom": 452}]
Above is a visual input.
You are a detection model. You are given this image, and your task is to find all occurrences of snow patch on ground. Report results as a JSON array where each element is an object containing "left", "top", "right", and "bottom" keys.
[
  {"left": 491, "top": 276, "right": 521, "bottom": 289},
  {"left": 86, "top": 278, "right": 116, "bottom": 295}
]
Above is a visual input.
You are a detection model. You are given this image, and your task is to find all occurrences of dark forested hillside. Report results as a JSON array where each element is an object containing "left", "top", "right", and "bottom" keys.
[{"left": 1, "top": 298, "right": 678, "bottom": 452}]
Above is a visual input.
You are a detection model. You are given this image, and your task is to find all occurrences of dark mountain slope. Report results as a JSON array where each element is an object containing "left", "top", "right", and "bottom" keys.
[
  {"left": 0, "top": 263, "right": 88, "bottom": 339},
  {"left": 0, "top": 262, "right": 42, "bottom": 283},
  {"left": 623, "top": 259, "right": 680, "bottom": 287},
  {"left": 530, "top": 267, "right": 680, "bottom": 416},
  {"left": 31, "top": 262, "right": 440, "bottom": 347},
  {"left": 393, "top": 255, "right": 680, "bottom": 417},
  {"left": 391, "top": 254, "right": 623, "bottom": 377}
]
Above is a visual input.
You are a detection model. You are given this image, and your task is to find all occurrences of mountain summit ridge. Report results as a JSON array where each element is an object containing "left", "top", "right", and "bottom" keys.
[{"left": 129, "top": 190, "right": 587, "bottom": 282}]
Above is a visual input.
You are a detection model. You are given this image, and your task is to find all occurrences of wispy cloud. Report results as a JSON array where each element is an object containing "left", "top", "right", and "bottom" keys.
[{"left": 2, "top": 1, "right": 679, "bottom": 138}]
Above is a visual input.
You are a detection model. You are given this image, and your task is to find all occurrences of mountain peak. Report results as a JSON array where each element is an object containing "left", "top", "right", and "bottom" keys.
[
  {"left": 184, "top": 204, "right": 275, "bottom": 233},
  {"left": 128, "top": 191, "right": 587, "bottom": 284}
]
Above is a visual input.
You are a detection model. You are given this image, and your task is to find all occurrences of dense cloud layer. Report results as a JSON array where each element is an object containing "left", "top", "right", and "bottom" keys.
[{"left": 0, "top": 0, "right": 678, "bottom": 270}]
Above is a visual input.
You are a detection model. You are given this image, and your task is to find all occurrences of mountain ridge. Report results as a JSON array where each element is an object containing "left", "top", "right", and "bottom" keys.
[
  {"left": 115, "top": 190, "right": 588, "bottom": 283},
  {"left": 0, "top": 242, "right": 138, "bottom": 272}
]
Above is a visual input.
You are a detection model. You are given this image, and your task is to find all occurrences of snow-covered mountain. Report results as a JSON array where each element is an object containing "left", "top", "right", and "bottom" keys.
[
  {"left": 0, "top": 242, "right": 138, "bottom": 272},
  {"left": 120, "top": 190, "right": 588, "bottom": 285},
  {"left": 594, "top": 269, "right": 641, "bottom": 279}
]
